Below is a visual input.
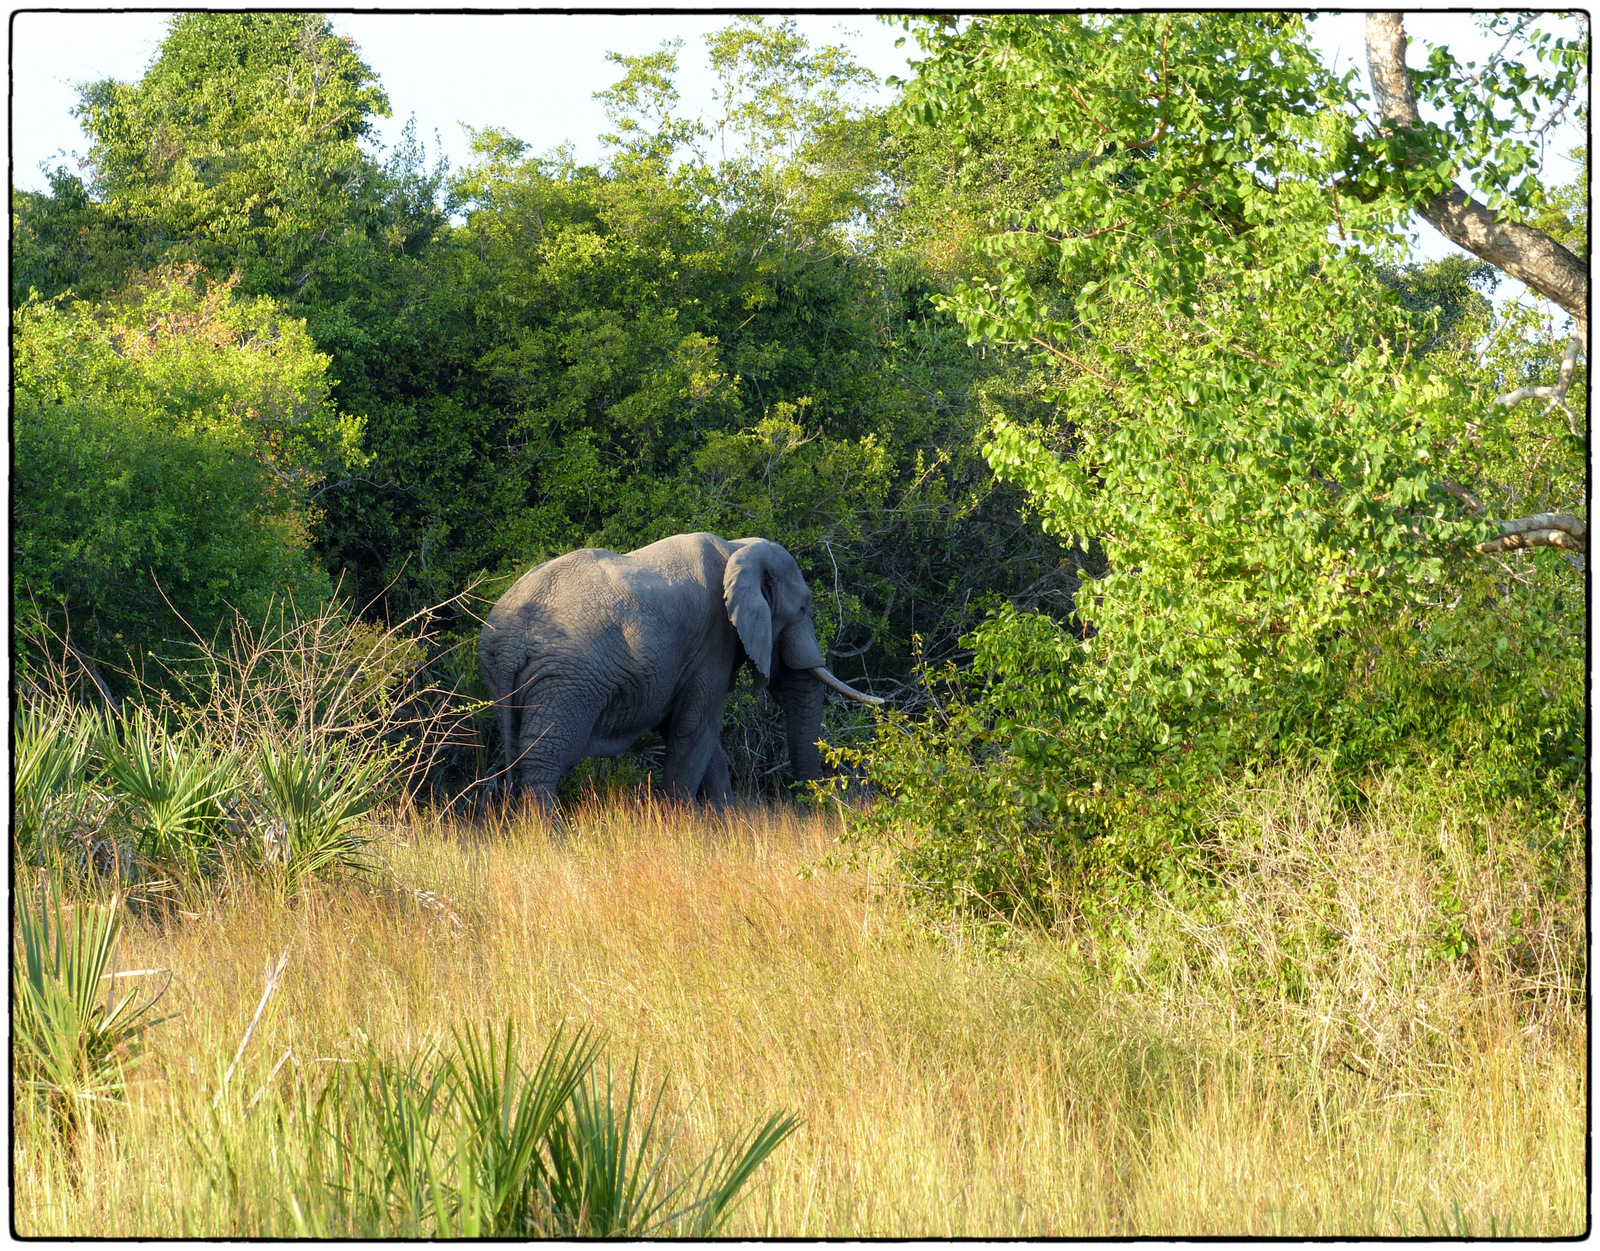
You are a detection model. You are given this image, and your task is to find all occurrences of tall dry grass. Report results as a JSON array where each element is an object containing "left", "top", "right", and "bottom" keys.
[{"left": 13, "top": 770, "right": 1586, "bottom": 1237}]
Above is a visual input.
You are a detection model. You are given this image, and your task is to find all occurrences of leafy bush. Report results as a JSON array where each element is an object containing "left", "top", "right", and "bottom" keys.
[
  {"left": 12, "top": 263, "right": 363, "bottom": 679},
  {"left": 830, "top": 578, "right": 1584, "bottom": 929},
  {"left": 13, "top": 892, "right": 170, "bottom": 1132},
  {"left": 827, "top": 611, "right": 1181, "bottom": 927}
]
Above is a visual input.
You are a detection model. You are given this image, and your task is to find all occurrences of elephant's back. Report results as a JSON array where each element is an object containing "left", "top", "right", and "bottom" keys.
[
  {"left": 480, "top": 536, "right": 733, "bottom": 675},
  {"left": 484, "top": 547, "right": 618, "bottom": 627},
  {"left": 488, "top": 536, "right": 729, "bottom": 624}
]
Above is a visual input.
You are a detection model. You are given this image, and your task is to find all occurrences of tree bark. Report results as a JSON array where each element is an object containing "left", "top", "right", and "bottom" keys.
[
  {"left": 1365, "top": 13, "right": 1589, "bottom": 340},
  {"left": 1478, "top": 512, "right": 1587, "bottom": 555}
]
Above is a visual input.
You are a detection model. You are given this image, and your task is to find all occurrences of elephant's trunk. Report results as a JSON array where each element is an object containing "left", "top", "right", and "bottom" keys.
[
  {"left": 810, "top": 667, "right": 884, "bottom": 705},
  {"left": 772, "top": 669, "right": 826, "bottom": 782}
]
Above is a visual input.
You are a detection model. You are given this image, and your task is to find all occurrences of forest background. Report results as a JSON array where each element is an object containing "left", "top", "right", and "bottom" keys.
[{"left": 12, "top": 10, "right": 1587, "bottom": 913}]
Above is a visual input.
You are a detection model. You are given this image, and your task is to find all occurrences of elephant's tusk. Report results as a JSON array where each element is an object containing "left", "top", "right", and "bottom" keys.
[{"left": 812, "top": 667, "right": 885, "bottom": 706}]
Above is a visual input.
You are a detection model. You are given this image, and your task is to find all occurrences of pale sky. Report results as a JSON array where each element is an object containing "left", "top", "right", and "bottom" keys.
[
  {"left": 7, "top": 8, "right": 1587, "bottom": 305},
  {"left": 9, "top": 11, "right": 917, "bottom": 188}
]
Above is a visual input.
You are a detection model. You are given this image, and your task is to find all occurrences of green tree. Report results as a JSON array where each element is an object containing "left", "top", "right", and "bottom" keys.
[
  {"left": 15, "top": 13, "right": 449, "bottom": 437},
  {"left": 13, "top": 264, "right": 363, "bottom": 676},
  {"left": 1365, "top": 12, "right": 1587, "bottom": 336},
  {"left": 13, "top": 13, "right": 1084, "bottom": 794},
  {"left": 72, "top": 13, "right": 392, "bottom": 307},
  {"left": 830, "top": 13, "right": 1585, "bottom": 921},
  {"left": 895, "top": 13, "right": 1583, "bottom": 711}
]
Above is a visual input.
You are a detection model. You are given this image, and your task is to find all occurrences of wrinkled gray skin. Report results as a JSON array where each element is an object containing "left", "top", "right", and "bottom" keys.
[{"left": 479, "top": 533, "right": 828, "bottom": 808}]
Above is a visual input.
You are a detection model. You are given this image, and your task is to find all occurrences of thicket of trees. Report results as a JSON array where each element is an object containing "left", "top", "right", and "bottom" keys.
[
  {"left": 14, "top": 13, "right": 1586, "bottom": 898},
  {"left": 833, "top": 13, "right": 1586, "bottom": 918},
  {"left": 15, "top": 15, "right": 1068, "bottom": 700}
]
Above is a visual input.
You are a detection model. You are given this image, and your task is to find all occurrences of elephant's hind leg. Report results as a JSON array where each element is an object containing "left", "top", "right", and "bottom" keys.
[{"left": 510, "top": 667, "right": 601, "bottom": 810}]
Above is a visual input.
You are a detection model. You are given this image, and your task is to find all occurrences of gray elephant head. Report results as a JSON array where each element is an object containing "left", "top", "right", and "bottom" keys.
[
  {"left": 724, "top": 539, "right": 832, "bottom": 780},
  {"left": 724, "top": 539, "right": 828, "bottom": 685}
]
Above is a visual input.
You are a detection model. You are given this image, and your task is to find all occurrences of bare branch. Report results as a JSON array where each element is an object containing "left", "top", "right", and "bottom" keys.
[
  {"left": 1478, "top": 512, "right": 1588, "bottom": 555},
  {"left": 1438, "top": 480, "right": 1484, "bottom": 514},
  {"left": 1480, "top": 528, "right": 1584, "bottom": 554},
  {"left": 1495, "top": 334, "right": 1585, "bottom": 436}
]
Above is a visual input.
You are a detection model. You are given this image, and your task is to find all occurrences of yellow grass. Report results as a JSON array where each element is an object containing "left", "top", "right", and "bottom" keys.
[{"left": 13, "top": 775, "right": 1587, "bottom": 1237}]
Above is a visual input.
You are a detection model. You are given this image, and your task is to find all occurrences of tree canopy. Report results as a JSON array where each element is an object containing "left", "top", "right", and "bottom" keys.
[{"left": 12, "top": 12, "right": 1585, "bottom": 826}]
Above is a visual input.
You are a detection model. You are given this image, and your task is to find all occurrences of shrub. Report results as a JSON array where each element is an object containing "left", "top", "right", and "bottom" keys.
[
  {"left": 235, "top": 1023, "right": 798, "bottom": 1237},
  {"left": 13, "top": 891, "right": 170, "bottom": 1132},
  {"left": 832, "top": 573, "right": 1584, "bottom": 930},
  {"left": 14, "top": 703, "right": 104, "bottom": 867},
  {"left": 248, "top": 738, "right": 393, "bottom": 893},
  {"left": 147, "top": 594, "right": 477, "bottom": 801},
  {"left": 13, "top": 596, "right": 476, "bottom": 893},
  {"left": 98, "top": 709, "right": 241, "bottom": 880}
]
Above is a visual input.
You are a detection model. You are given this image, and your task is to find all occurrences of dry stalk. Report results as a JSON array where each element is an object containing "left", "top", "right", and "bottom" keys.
[
  {"left": 244, "top": 1047, "right": 297, "bottom": 1113},
  {"left": 214, "top": 949, "right": 289, "bottom": 1109}
]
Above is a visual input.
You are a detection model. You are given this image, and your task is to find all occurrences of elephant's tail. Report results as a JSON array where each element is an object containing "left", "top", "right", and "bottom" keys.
[
  {"left": 495, "top": 686, "right": 517, "bottom": 781},
  {"left": 495, "top": 659, "right": 543, "bottom": 781},
  {"left": 493, "top": 662, "right": 528, "bottom": 782}
]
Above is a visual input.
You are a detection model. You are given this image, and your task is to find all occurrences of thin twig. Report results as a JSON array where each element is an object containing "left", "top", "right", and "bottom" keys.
[
  {"left": 245, "top": 1046, "right": 296, "bottom": 1113},
  {"left": 214, "top": 949, "right": 289, "bottom": 1109},
  {"left": 1029, "top": 336, "right": 1120, "bottom": 389}
]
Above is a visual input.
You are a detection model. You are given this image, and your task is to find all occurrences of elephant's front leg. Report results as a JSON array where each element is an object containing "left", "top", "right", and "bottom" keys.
[
  {"left": 698, "top": 742, "right": 733, "bottom": 808},
  {"left": 661, "top": 691, "right": 729, "bottom": 804}
]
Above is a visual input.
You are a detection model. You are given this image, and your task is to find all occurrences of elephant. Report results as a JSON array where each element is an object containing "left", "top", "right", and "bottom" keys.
[{"left": 478, "top": 532, "right": 881, "bottom": 808}]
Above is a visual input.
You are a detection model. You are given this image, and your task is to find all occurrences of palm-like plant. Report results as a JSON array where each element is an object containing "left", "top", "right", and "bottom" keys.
[
  {"left": 13, "top": 892, "right": 169, "bottom": 1130},
  {"left": 277, "top": 1024, "right": 797, "bottom": 1237},
  {"left": 251, "top": 738, "right": 394, "bottom": 891},
  {"left": 99, "top": 710, "right": 238, "bottom": 877},
  {"left": 671, "top": 1106, "right": 804, "bottom": 1236},
  {"left": 543, "top": 1060, "right": 680, "bottom": 1235},
  {"left": 445, "top": 1024, "right": 600, "bottom": 1235},
  {"left": 14, "top": 703, "right": 102, "bottom": 862},
  {"left": 544, "top": 1060, "right": 799, "bottom": 1236}
]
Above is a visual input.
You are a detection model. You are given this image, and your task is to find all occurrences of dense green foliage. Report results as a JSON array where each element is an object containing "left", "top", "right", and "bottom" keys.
[
  {"left": 12, "top": 13, "right": 1587, "bottom": 871},
  {"left": 14, "top": 14, "right": 405, "bottom": 316},
  {"left": 14, "top": 264, "right": 361, "bottom": 663},
  {"left": 15, "top": 16, "right": 1062, "bottom": 731},
  {"left": 827, "top": 13, "right": 1585, "bottom": 921}
]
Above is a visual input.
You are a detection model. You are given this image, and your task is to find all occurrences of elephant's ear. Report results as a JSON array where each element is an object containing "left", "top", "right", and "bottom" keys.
[{"left": 723, "top": 542, "right": 774, "bottom": 682}]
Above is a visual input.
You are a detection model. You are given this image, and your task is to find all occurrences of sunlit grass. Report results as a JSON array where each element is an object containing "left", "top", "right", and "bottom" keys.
[{"left": 12, "top": 778, "right": 1586, "bottom": 1236}]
